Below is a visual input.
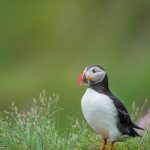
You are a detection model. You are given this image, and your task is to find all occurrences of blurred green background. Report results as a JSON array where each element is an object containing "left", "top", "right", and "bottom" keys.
[{"left": 0, "top": 0, "right": 150, "bottom": 129}]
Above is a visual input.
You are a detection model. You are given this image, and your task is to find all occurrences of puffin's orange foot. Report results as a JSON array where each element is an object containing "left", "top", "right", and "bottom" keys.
[
  {"left": 108, "top": 142, "right": 114, "bottom": 150},
  {"left": 101, "top": 139, "right": 107, "bottom": 150}
]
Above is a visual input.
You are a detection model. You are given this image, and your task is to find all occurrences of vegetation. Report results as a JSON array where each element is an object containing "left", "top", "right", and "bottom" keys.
[
  {"left": 0, "top": 91, "right": 150, "bottom": 150},
  {"left": 0, "top": 1, "right": 150, "bottom": 127}
]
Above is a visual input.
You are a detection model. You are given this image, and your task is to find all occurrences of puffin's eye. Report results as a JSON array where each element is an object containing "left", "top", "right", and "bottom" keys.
[{"left": 93, "top": 69, "right": 96, "bottom": 73}]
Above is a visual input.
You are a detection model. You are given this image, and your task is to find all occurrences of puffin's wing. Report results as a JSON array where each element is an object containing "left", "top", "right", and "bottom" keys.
[
  {"left": 108, "top": 93, "right": 143, "bottom": 136},
  {"left": 113, "top": 98, "right": 131, "bottom": 124},
  {"left": 109, "top": 95, "right": 131, "bottom": 125}
]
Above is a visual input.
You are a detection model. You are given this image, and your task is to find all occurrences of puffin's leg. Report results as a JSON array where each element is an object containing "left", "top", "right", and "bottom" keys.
[
  {"left": 108, "top": 142, "right": 114, "bottom": 150},
  {"left": 101, "top": 139, "right": 107, "bottom": 150}
]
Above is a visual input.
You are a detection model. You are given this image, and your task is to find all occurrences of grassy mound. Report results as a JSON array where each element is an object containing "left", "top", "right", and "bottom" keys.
[{"left": 0, "top": 91, "right": 150, "bottom": 150}]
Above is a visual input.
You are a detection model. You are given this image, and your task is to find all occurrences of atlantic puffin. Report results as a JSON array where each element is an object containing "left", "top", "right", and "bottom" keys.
[{"left": 77, "top": 65, "right": 143, "bottom": 150}]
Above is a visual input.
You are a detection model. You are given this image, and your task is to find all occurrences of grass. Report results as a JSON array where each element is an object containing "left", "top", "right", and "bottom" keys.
[{"left": 0, "top": 91, "right": 150, "bottom": 150}]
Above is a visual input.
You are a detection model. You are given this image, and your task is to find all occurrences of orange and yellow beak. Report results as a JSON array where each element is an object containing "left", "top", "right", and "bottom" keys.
[{"left": 77, "top": 72, "right": 91, "bottom": 85}]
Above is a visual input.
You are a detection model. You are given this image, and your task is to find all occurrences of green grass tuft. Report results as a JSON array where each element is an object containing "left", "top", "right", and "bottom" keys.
[{"left": 0, "top": 91, "right": 150, "bottom": 150}]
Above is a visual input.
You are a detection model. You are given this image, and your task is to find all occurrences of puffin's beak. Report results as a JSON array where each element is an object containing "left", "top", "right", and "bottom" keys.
[{"left": 77, "top": 72, "right": 88, "bottom": 85}]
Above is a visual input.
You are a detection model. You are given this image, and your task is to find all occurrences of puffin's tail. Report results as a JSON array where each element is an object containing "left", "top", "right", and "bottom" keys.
[
  {"left": 129, "top": 123, "right": 144, "bottom": 137},
  {"left": 129, "top": 127, "right": 141, "bottom": 137}
]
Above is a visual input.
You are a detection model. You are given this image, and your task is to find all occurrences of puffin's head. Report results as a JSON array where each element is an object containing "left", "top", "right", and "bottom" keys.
[{"left": 77, "top": 64, "right": 107, "bottom": 86}]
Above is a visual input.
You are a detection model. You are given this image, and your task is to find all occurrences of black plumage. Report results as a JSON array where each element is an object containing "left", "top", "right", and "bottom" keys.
[{"left": 88, "top": 67, "right": 144, "bottom": 137}]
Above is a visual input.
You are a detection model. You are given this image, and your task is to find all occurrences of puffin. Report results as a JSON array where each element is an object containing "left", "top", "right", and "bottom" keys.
[{"left": 77, "top": 64, "right": 143, "bottom": 150}]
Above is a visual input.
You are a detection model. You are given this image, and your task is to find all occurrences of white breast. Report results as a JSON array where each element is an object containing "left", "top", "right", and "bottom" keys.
[{"left": 81, "top": 88, "right": 121, "bottom": 141}]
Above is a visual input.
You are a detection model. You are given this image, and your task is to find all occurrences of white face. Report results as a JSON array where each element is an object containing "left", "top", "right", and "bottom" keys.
[{"left": 85, "top": 66, "right": 106, "bottom": 84}]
